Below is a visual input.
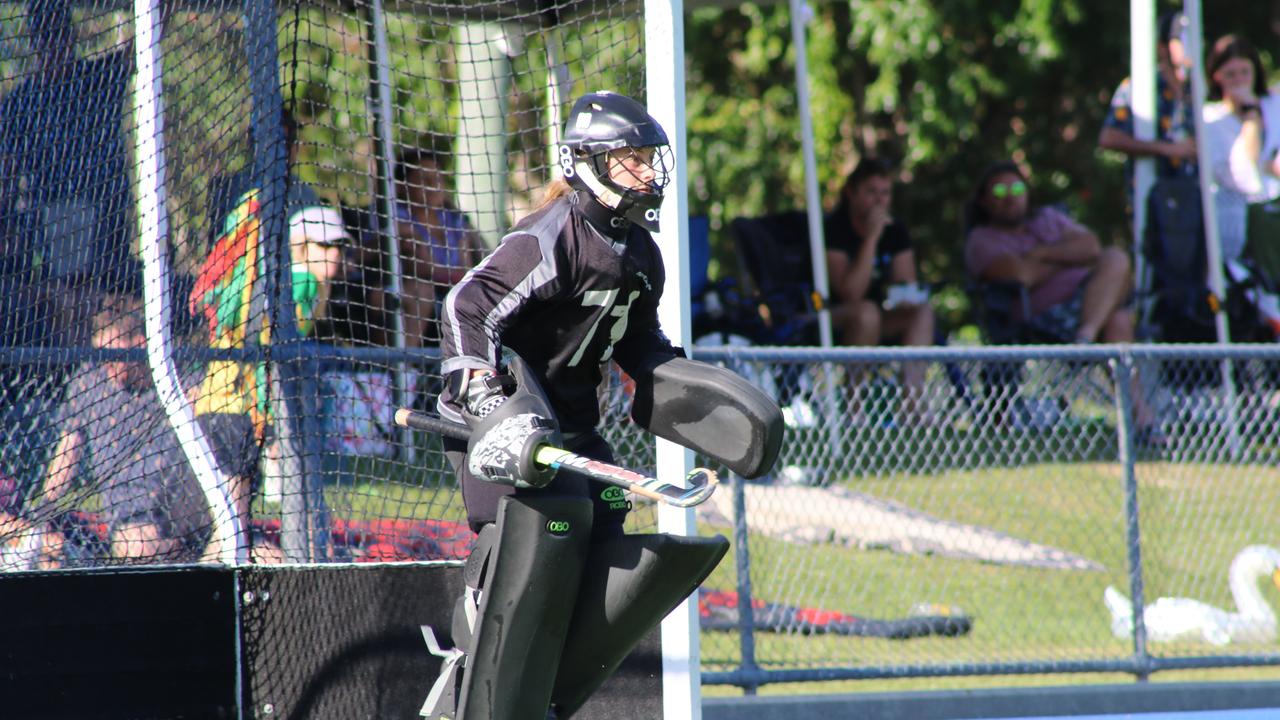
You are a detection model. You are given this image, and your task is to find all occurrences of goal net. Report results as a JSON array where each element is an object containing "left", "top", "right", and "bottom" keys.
[{"left": 0, "top": 0, "right": 654, "bottom": 570}]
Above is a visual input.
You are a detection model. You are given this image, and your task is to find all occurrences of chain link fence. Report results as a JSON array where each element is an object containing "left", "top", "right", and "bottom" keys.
[{"left": 678, "top": 343, "right": 1280, "bottom": 690}]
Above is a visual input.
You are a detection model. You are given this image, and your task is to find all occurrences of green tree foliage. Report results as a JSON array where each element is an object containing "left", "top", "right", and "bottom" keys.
[{"left": 685, "top": 0, "right": 1279, "bottom": 332}]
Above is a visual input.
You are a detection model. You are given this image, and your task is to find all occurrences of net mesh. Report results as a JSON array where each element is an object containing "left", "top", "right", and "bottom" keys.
[{"left": 0, "top": 0, "right": 651, "bottom": 570}]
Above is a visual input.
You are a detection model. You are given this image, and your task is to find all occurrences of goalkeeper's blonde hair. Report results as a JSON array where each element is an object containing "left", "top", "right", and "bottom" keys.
[{"left": 533, "top": 177, "right": 573, "bottom": 212}]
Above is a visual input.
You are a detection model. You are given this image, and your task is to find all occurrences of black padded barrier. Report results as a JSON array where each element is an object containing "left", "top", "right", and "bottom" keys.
[
  {"left": 0, "top": 563, "right": 663, "bottom": 719},
  {"left": 0, "top": 566, "right": 238, "bottom": 720}
]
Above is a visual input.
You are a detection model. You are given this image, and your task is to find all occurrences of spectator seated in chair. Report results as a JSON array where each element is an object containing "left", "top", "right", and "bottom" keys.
[
  {"left": 824, "top": 158, "right": 935, "bottom": 422},
  {"left": 963, "top": 160, "right": 1166, "bottom": 447},
  {"left": 730, "top": 173, "right": 962, "bottom": 428},
  {"left": 39, "top": 296, "right": 219, "bottom": 565}
]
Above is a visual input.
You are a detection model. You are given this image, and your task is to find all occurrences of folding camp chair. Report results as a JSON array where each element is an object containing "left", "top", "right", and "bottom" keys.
[
  {"left": 1139, "top": 177, "right": 1277, "bottom": 393},
  {"left": 729, "top": 211, "right": 822, "bottom": 346}
]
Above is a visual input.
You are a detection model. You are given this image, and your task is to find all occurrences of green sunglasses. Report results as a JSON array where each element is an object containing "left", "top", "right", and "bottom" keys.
[{"left": 990, "top": 181, "right": 1026, "bottom": 199}]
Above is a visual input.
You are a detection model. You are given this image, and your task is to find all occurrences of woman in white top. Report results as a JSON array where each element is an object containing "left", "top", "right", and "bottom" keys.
[{"left": 1203, "top": 34, "right": 1280, "bottom": 260}]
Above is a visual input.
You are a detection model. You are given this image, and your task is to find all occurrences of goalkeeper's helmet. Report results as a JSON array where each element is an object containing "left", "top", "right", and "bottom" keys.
[{"left": 559, "top": 92, "right": 672, "bottom": 232}]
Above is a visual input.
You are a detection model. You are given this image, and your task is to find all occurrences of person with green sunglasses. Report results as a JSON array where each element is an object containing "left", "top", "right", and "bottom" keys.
[
  {"left": 963, "top": 160, "right": 1166, "bottom": 448},
  {"left": 964, "top": 161, "right": 1132, "bottom": 348},
  {"left": 988, "top": 180, "right": 1026, "bottom": 199}
]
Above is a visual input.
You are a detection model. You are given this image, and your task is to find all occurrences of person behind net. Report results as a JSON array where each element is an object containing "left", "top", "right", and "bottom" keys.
[
  {"left": 189, "top": 109, "right": 348, "bottom": 553},
  {"left": 36, "top": 296, "right": 224, "bottom": 565},
  {"left": 0, "top": 0, "right": 136, "bottom": 349},
  {"left": 824, "top": 157, "right": 935, "bottom": 424},
  {"left": 393, "top": 146, "right": 484, "bottom": 348},
  {"left": 419, "top": 92, "right": 778, "bottom": 719}
]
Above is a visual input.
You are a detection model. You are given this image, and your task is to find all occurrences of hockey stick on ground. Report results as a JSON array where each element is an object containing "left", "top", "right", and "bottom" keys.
[{"left": 394, "top": 408, "right": 719, "bottom": 508}]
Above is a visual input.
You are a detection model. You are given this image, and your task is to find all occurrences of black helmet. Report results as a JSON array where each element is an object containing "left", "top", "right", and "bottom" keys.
[{"left": 559, "top": 92, "right": 673, "bottom": 232}]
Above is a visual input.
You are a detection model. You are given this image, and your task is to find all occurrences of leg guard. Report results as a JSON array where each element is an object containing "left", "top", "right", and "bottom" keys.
[
  {"left": 420, "top": 523, "right": 502, "bottom": 718},
  {"left": 422, "top": 495, "right": 593, "bottom": 720},
  {"left": 629, "top": 355, "right": 784, "bottom": 478},
  {"left": 549, "top": 533, "right": 729, "bottom": 718}
]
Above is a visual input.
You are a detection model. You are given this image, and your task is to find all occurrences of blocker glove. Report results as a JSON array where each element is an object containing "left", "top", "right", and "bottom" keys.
[{"left": 458, "top": 369, "right": 561, "bottom": 488}]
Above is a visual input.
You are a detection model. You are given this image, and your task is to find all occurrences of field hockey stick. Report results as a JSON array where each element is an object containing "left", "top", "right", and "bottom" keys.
[{"left": 394, "top": 408, "right": 719, "bottom": 508}]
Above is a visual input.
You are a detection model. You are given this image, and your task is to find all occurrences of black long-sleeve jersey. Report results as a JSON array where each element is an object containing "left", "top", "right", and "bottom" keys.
[{"left": 437, "top": 190, "right": 678, "bottom": 433}]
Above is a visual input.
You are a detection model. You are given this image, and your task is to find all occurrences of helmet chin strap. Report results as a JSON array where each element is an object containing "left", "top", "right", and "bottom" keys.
[{"left": 574, "top": 159, "right": 623, "bottom": 210}]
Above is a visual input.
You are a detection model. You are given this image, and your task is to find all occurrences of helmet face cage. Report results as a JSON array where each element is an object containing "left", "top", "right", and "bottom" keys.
[
  {"left": 591, "top": 145, "right": 673, "bottom": 199},
  {"left": 562, "top": 143, "right": 674, "bottom": 232}
]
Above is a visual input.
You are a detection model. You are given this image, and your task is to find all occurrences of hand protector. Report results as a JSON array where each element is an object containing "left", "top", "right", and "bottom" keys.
[
  {"left": 460, "top": 367, "right": 562, "bottom": 488},
  {"left": 467, "top": 411, "right": 559, "bottom": 488}
]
